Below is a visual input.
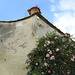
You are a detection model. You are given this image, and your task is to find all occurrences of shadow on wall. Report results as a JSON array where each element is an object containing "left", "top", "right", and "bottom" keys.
[
  {"left": 0, "top": 23, "right": 16, "bottom": 62},
  {"left": 0, "top": 23, "right": 16, "bottom": 43}
]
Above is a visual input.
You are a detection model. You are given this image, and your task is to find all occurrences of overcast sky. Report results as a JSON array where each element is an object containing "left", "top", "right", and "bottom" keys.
[{"left": 0, "top": 0, "right": 75, "bottom": 40}]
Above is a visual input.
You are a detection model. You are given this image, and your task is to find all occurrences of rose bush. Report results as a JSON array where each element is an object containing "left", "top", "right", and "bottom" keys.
[{"left": 26, "top": 32, "right": 75, "bottom": 75}]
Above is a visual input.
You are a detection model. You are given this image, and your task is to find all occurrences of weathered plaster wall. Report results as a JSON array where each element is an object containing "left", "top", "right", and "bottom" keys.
[{"left": 0, "top": 15, "right": 61, "bottom": 75}]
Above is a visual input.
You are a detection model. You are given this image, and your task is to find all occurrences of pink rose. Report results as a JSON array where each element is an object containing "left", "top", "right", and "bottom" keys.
[
  {"left": 42, "top": 72, "right": 44, "bottom": 74},
  {"left": 67, "top": 72, "right": 70, "bottom": 75},
  {"left": 41, "top": 49, "right": 43, "bottom": 51},
  {"left": 50, "top": 56, "right": 55, "bottom": 60},
  {"left": 28, "top": 59, "right": 31, "bottom": 62},
  {"left": 47, "top": 41, "right": 50, "bottom": 45},
  {"left": 35, "top": 46, "right": 37, "bottom": 48},
  {"left": 71, "top": 44, "right": 74, "bottom": 46},
  {"left": 47, "top": 41, "right": 50, "bottom": 43},
  {"left": 71, "top": 58, "right": 74, "bottom": 62},
  {"left": 63, "top": 62, "right": 66, "bottom": 65},
  {"left": 48, "top": 70, "right": 51, "bottom": 73},
  {"left": 48, "top": 49, "right": 50, "bottom": 51},
  {"left": 44, "top": 63, "right": 47, "bottom": 66},
  {"left": 65, "top": 34, "right": 68, "bottom": 37},
  {"left": 30, "top": 56, "right": 31, "bottom": 58},
  {"left": 51, "top": 41, "right": 54, "bottom": 44},
  {"left": 66, "top": 54, "right": 69, "bottom": 56},
  {"left": 55, "top": 37, "right": 57, "bottom": 39},
  {"left": 56, "top": 48, "right": 60, "bottom": 52},
  {"left": 55, "top": 63, "right": 56, "bottom": 65},
  {"left": 47, "top": 43, "right": 49, "bottom": 45},
  {"left": 46, "top": 54, "right": 50, "bottom": 57},
  {"left": 49, "top": 51, "right": 52, "bottom": 54},
  {"left": 44, "top": 44, "right": 47, "bottom": 47},
  {"left": 36, "top": 63, "right": 38, "bottom": 66},
  {"left": 32, "top": 48, "right": 34, "bottom": 50},
  {"left": 69, "top": 39, "right": 71, "bottom": 42}
]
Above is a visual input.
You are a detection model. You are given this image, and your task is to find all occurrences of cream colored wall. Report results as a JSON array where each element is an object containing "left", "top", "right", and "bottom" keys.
[{"left": 0, "top": 15, "right": 62, "bottom": 75}]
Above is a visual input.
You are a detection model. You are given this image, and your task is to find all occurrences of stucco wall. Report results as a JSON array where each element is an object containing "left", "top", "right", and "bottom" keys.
[{"left": 0, "top": 15, "right": 61, "bottom": 75}]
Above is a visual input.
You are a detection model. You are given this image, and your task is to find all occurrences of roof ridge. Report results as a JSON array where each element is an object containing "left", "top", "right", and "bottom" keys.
[
  {"left": 0, "top": 13, "right": 36, "bottom": 23},
  {"left": 0, "top": 12, "right": 64, "bottom": 35}
]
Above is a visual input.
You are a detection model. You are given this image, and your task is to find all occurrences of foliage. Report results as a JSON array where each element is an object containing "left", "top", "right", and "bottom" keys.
[{"left": 26, "top": 32, "right": 75, "bottom": 75}]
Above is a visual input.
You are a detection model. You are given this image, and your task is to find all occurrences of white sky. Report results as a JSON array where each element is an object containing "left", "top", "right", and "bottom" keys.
[{"left": 50, "top": 0, "right": 75, "bottom": 40}]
